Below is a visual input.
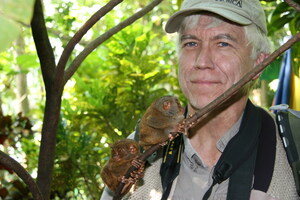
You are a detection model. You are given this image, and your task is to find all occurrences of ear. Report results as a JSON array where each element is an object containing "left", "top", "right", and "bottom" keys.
[{"left": 252, "top": 52, "right": 270, "bottom": 80}]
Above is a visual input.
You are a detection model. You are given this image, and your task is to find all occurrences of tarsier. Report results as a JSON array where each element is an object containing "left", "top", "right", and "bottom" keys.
[
  {"left": 100, "top": 139, "right": 144, "bottom": 194},
  {"left": 139, "top": 95, "right": 185, "bottom": 150},
  {"left": 101, "top": 96, "right": 184, "bottom": 196}
]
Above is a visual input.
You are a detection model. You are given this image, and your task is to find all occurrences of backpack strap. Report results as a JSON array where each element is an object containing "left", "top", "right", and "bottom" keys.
[
  {"left": 160, "top": 107, "right": 186, "bottom": 200},
  {"left": 271, "top": 104, "right": 300, "bottom": 196},
  {"left": 252, "top": 109, "right": 276, "bottom": 192},
  {"left": 226, "top": 106, "right": 276, "bottom": 199},
  {"left": 160, "top": 134, "right": 183, "bottom": 200}
]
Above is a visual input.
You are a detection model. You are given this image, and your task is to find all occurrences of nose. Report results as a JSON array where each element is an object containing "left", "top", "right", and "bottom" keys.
[{"left": 193, "top": 46, "right": 213, "bottom": 69}]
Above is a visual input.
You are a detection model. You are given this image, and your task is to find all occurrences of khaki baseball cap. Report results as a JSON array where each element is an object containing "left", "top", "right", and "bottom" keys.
[{"left": 165, "top": 0, "right": 267, "bottom": 34}]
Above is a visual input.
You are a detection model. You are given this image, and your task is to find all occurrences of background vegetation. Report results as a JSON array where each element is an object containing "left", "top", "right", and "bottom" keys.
[{"left": 0, "top": 0, "right": 299, "bottom": 199}]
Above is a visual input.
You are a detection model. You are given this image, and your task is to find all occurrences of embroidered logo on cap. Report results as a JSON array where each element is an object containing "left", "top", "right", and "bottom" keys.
[{"left": 215, "top": 0, "right": 242, "bottom": 8}]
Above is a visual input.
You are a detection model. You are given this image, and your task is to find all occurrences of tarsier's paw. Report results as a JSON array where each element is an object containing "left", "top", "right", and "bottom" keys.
[
  {"left": 177, "top": 122, "right": 186, "bottom": 134},
  {"left": 168, "top": 132, "right": 179, "bottom": 141},
  {"left": 119, "top": 176, "right": 135, "bottom": 184},
  {"left": 131, "top": 159, "right": 144, "bottom": 168},
  {"left": 130, "top": 169, "right": 144, "bottom": 180},
  {"left": 131, "top": 159, "right": 145, "bottom": 179},
  {"left": 119, "top": 176, "right": 135, "bottom": 194},
  {"left": 160, "top": 140, "right": 169, "bottom": 146},
  {"left": 178, "top": 119, "right": 191, "bottom": 136}
]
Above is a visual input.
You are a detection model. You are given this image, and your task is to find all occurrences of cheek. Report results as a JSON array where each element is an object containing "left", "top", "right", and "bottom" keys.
[
  {"left": 178, "top": 60, "right": 190, "bottom": 92},
  {"left": 221, "top": 52, "right": 255, "bottom": 84}
]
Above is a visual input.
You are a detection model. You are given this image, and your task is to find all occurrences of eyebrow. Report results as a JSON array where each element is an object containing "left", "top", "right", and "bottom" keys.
[
  {"left": 180, "top": 33, "right": 238, "bottom": 43},
  {"left": 180, "top": 34, "right": 198, "bottom": 42},
  {"left": 212, "top": 33, "right": 238, "bottom": 42}
]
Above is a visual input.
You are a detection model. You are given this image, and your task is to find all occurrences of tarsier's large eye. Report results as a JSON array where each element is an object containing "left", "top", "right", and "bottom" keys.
[{"left": 163, "top": 101, "right": 171, "bottom": 110}]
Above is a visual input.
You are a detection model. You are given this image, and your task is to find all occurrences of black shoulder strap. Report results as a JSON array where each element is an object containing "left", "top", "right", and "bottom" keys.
[
  {"left": 252, "top": 109, "right": 276, "bottom": 192},
  {"left": 226, "top": 106, "right": 276, "bottom": 199},
  {"left": 160, "top": 107, "right": 186, "bottom": 200},
  {"left": 160, "top": 135, "right": 183, "bottom": 200}
]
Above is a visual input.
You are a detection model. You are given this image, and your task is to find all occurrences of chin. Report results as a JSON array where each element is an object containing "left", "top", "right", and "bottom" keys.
[{"left": 188, "top": 98, "right": 212, "bottom": 111}]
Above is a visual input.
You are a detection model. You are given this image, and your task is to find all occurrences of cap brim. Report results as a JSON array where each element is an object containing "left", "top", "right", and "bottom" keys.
[{"left": 165, "top": 7, "right": 252, "bottom": 33}]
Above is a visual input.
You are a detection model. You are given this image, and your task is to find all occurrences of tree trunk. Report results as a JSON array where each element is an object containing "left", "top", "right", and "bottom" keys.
[
  {"left": 29, "top": 0, "right": 164, "bottom": 199},
  {"left": 36, "top": 86, "right": 63, "bottom": 199},
  {"left": 15, "top": 36, "right": 30, "bottom": 115}
]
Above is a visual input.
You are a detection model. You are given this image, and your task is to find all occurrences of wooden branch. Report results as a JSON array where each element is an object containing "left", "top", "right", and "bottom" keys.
[
  {"left": 31, "top": 0, "right": 56, "bottom": 91},
  {"left": 0, "top": 150, "right": 44, "bottom": 200},
  {"left": 58, "top": 0, "right": 124, "bottom": 78},
  {"left": 48, "top": 29, "right": 89, "bottom": 46},
  {"left": 63, "top": 0, "right": 163, "bottom": 84},
  {"left": 285, "top": 0, "right": 300, "bottom": 12}
]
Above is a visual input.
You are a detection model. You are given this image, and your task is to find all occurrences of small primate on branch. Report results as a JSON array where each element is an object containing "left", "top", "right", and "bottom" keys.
[
  {"left": 139, "top": 95, "right": 185, "bottom": 150},
  {"left": 100, "top": 139, "right": 144, "bottom": 195}
]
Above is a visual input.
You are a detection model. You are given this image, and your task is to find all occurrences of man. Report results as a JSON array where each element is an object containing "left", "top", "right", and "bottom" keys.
[{"left": 101, "top": 0, "right": 298, "bottom": 199}]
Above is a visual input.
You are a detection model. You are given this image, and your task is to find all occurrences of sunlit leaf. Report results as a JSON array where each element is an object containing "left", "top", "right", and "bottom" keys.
[
  {"left": 0, "top": 15, "right": 20, "bottom": 52},
  {"left": 0, "top": 0, "right": 35, "bottom": 52}
]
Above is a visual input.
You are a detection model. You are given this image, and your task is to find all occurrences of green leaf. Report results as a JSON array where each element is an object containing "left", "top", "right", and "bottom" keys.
[
  {"left": 0, "top": 0, "right": 35, "bottom": 24},
  {"left": 0, "top": 0, "right": 35, "bottom": 52},
  {"left": 16, "top": 53, "right": 39, "bottom": 70},
  {"left": 0, "top": 15, "right": 20, "bottom": 52},
  {"left": 289, "top": 13, "right": 300, "bottom": 35},
  {"left": 268, "top": 2, "right": 289, "bottom": 24},
  {"left": 267, "top": 14, "right": 294, "bottom": 36},
  {"left": 260, "top": 57, "right": 281, "bottom": 81}
]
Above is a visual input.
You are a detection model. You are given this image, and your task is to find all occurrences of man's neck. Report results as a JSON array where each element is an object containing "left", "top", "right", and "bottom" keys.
[{"left": 187, "top": 96, "right": 248, "bottom": 167}]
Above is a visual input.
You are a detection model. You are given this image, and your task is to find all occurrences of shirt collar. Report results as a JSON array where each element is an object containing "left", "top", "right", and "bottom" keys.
[{"left": 216, "top": 114, "right": 243, "bottom": 152}]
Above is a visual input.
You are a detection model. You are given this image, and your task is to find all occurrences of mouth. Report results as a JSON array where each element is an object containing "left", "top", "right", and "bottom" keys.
[{"left": 190, "top": 79, "right": 219, "bottom": 85}]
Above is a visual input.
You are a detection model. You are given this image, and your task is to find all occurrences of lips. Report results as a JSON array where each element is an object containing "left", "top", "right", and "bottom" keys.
[{"left": 190, "top": 79, "right": 220, "bottom": 85}]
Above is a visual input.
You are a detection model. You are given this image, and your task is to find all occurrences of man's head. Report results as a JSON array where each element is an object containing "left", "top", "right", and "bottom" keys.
[{"left": 166, "top": 0, "right": 271, "bottom": 111}]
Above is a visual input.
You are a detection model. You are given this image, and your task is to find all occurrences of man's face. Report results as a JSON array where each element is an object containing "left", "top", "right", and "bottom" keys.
[{"left": 178, "top": 15, "right": 256, "bottom": 111}]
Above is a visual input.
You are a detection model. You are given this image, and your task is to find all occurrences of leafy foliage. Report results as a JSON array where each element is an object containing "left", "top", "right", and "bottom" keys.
[
  {"left": 266, "top": 0, "right": 300, "bottom": 76},
  {"left": 53, "top": 22, "right": 183, "bottom": 198},
  {"left": 0, "top": 111, "right": 37, "bottom": 199},
  {"left": 0, "top": 0, "right": 299, "bottom": 199}
]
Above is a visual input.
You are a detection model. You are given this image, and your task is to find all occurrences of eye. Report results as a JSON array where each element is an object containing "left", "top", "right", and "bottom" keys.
[
  {"left": 182, "top": 41, "right": 198, "bottom": 48},
  {"left": 218, "top": 42, "right": 230, "bottom": 47}
]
